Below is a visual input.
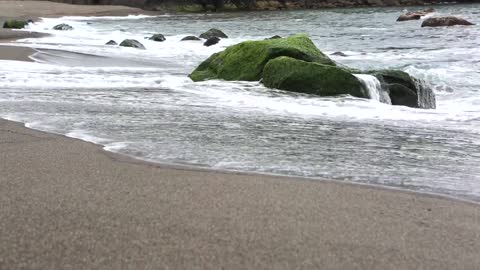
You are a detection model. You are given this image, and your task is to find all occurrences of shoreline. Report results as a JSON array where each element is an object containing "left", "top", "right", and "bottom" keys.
[
  {"left": 14, "top": 117, "right": 480, "bottom": 205},
  {"left": 2, "top": 117, "right": 480, "bottom": 268}
]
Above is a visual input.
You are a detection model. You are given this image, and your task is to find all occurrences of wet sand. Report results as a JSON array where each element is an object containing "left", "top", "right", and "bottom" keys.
[
  {"left": 1, "top": 118, "right": 480, "bottom": 269},
  {"left": 1, "top": 2, "right": 480, "bottom": 269}
]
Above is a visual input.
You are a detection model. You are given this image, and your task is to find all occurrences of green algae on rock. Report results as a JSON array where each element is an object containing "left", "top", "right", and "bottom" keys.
[
  {"left": 189, "top": 34, "right": 335, "bottom": 82},
  {"left": 263, "top": 56, "right": 366, "bottom": 98},
  {"left": 3, "top": 20, "right": 29, "bottom": 29}
]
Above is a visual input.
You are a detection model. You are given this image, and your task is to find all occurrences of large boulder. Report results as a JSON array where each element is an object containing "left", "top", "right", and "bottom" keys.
[
  {"left": 148, "top": 34, "right": 166, "bottom": 42},
  {"left": 421, "top": 16, "right": 474, "bottom": 27},
  {"left": 263, "top": 56, "right": 366, "bottom": 98},
  {"left": 53, "top": 23, "right": 73, "bottom": 31},
  {"left": 189, "top": 34, "right": 335, "bottom": 82},
  {"left": 371, "top": 70, "right": 436, "bottom": 109},
  {"left": 189, "top": 35, "right": 436, "bottom": 109},
  {"left": 3, "top": 20, "right": 29, "bottom": 29},
  {"left": 119, "top": 39, "right": 146, "bottom": 50},
  {"left": 199, "top": 28, "right": 228, "bottom": 39}
]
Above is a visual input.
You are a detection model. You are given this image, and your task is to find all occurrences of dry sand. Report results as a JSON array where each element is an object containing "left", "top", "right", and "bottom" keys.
[
  {"left": 0, "top": 0, "right": 154, "bottom": 20},
  {"left": 1, "top": 1, "right": 480, "bottom": 269}
]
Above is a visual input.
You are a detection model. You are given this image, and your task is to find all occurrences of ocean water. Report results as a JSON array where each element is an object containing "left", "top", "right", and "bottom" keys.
[{"left": 1, "top": 5, "right": 480, "bottom": 200}]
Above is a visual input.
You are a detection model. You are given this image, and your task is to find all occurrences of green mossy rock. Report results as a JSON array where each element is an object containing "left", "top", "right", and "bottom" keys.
[
  {"left": 189, "top": 34, "right": 335, "bottom": 82},
  {"left": 263, "top": 56, "right": 366, "bottom": 98},
  {"left": 3, "top": 20, "right": 28, "bottom": 29},
  {"left": 370, "top": 69, "right": 436, "bottom": 109}
]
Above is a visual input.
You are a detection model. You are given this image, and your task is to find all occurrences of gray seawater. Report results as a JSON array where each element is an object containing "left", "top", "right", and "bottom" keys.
[{"left": 1, "top": 5, "right": 480, "bottom": 199}]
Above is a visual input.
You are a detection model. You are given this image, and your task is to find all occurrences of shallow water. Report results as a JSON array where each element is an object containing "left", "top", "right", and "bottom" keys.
[{"left": 1, "top": 5, "right": 480, "bottom": 200}]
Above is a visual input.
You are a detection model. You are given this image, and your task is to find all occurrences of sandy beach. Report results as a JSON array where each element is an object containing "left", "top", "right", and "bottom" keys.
[{"left": 1, "top": 1, "right": 480, "bottom": 269}]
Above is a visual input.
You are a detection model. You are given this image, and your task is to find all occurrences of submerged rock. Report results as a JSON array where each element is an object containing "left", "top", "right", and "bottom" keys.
[
  {"left": 263, "top": 56, "right": 366, "bottom": 98},
  {"left": 421, "top": 16, "right": 474, "bottom": 27},
  {"left": 397, "top": 8, "right": 434, "bottom": 22},
  {"left": 148, "top": 34, "right": 166, "bottom": 42},
  {"left": 181, "top": 36, "right": 201, "bottom": 41},
  {"left": 53, "top": 23, "right": 73, "bottom": 31},
  {"left": 189, "top": 34, "right": 335, "bottom": 82},
  {"left": 265, "top": 35, "right": 282, "bottom": 40},
  {"left": 331, "top": 51, "right": 347, "bottom": 57},
  {"left": 371, "top": 70, "right": 436, "bottom": 109},
  {"left": 119, "top": 39, "right": 146, "bottom": 50},
  {"left": 106, "top": 40, "right": 118, "bottom": 45},
  {"left": 203, "top": 37, "right": 220, "bottom": 47},
  {"left": 3, "top": 20, "right": 29, "bottom": 29},
  {"left": 199, "top": 28, "right": 228, "bottom": 39}
]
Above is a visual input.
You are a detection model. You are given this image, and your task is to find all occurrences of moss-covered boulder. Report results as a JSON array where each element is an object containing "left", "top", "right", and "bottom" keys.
[
  {"left": 263, "top": 56, "right": 367, "bottom": 98},
  {"left": 3, "top": 20, "right": 29, "bottom": 29},
  {"left": 370, "top": 70, "right": 436, "bottom": 109},
  {"left": 189, "top": 34, "right": 335, "bottom": 82}
]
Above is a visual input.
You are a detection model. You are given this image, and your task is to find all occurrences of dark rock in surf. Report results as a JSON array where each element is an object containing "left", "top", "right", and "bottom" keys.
[
  {"left": 119, "top": 39, "right": 146, "bottom": 49},
  {"left": 371, "top": 70, "right": 436, "bottom": 109},
  {"left": 106, "top": 40, "right": 118, "bottom": 45},
  {"left": 331, "top": 51, "right": 347, "bottom": 57},
  {"left": 397, "top": 8, "right": 434, "bottom": 22},
  {"left": 203, "top": 37, "right": 220, "bottom": 47},
  {"left": 265, "top": 35, "right": 282, "bottom": 40},
  {"left": 421, "top": 16, "right": 474, "bottom": 27},
  {"left": 148, "top": 33, "right": 166, "bottom": 42},
  {"left": 199, "top": 28, "right": 228, "bottom": 39},
  {"left": 53, "top": 23, "right": 73, "bottom": 31},
  {"left": 181, "top": 36, "right": 201, "bottom": 41},
  {"left": 3, "top": 20, "right": 29, "bottom": 29}
]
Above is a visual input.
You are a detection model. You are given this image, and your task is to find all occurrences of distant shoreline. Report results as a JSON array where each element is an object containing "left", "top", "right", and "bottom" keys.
[{"left": 42, "top": 0, "right": 480, "bottom": 13}]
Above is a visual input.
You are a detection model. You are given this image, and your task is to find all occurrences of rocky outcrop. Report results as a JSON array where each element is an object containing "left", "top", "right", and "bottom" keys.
[
  {"left": 203, "top": 37, "right": 220, "bottom": 46},
  {"left": 199, "top": 28, "right": 228, "bottom": 39},
  {"left": 3, "top": 20, "right": 29, "bottom": 29},
  {"left": 396, "top": 8, "right": 434, "bottom": 21},
  {"left": 106, "top": 40, "right": 118, "bottom": 45},
  {"left": 189, "top": 34, "right": 335, "bottom": 82},
  {"left": 421, "top": 16, "right": 475, "bottom": 27},
  {"left": 148, "top": 33, "right": 166, "bottom": 42},
  {"left": 53, "top": 23, "right": 73, "bottom": 30},
  {"left": 119, "top": 39, "right": 146, "bottom": 49},
  {"left": 44, "top": 0, "right": 479, "bottom": 11},
  {"left": 189, "top": 35, "right": 436, "bottom": 109}
]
